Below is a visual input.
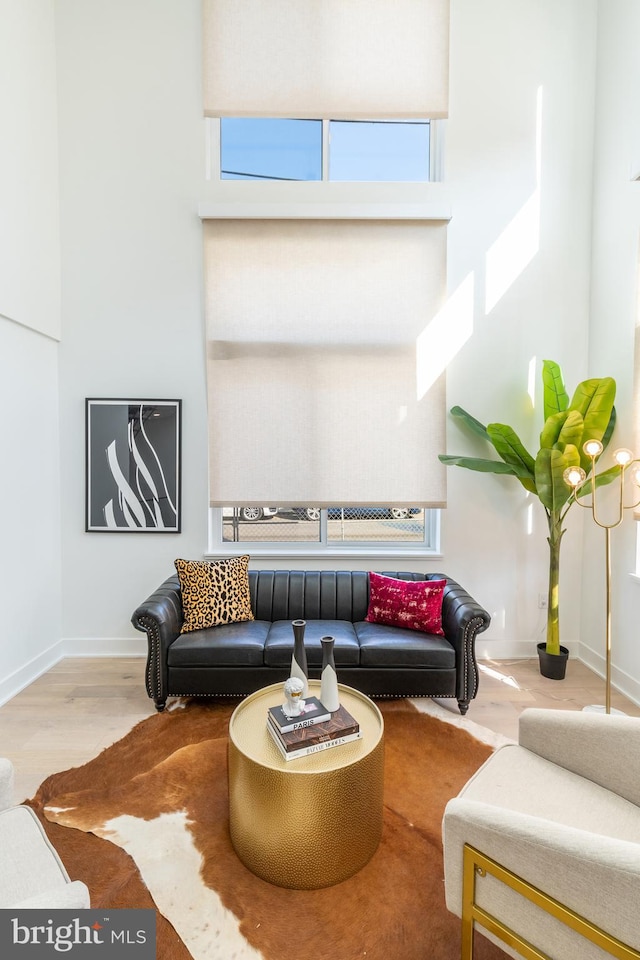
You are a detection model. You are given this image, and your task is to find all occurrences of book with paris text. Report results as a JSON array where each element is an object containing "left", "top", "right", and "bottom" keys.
[
  {"left": 267, "top": 703, "right": 360, "bottom": 758},
  {"left": 267, "top": 696, "right": 331, "bottom": 734}
]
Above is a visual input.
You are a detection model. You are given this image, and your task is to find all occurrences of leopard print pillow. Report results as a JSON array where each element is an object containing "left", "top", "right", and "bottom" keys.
[{"left": 174, "top": 556, "right": 254, "bottom": 632}]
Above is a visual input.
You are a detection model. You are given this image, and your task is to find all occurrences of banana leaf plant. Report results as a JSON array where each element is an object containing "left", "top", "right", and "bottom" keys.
[{"left": 439, "top": 360, "right": 617, "bottom": 657}]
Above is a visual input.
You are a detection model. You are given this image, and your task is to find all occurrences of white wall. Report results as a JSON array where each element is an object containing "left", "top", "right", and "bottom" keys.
[
  {"left": 442, "top": 0, "right": 598, "bottom": 657},
  {"left": 0, "top": 0, "right": 61, "bottom": 339},
  {"left": 0, "top": 2, "right": 63, "bottom": 706},
  {"left": 52, "top": 0, "right": 605, "bottom": 667},
  {"left": 581, "top": 0, "right": 640, "bottom": 704},
  {"left": 55, "top": 0, "right": 207, "bottom": 652},
  {"left": 0, "top": 319, "right": 62, "bottom": 704}
]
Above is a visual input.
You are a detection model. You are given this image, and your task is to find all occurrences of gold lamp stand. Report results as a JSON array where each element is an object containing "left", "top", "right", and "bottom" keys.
[{"left": 564, "top": 443, "right": 640, "bottom": 715}]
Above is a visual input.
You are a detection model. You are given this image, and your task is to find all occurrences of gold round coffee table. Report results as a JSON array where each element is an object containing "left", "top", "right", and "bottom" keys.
[{"left": 228, "top": 680, "right": 384, "bottom": 889}]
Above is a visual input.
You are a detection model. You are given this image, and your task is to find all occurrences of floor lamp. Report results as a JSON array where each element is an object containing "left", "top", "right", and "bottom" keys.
[{"left": 564, "top": 442, "right": 640, "bottom": 715}]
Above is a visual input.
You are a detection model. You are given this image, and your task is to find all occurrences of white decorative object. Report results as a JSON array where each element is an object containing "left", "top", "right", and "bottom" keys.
[
  {"left": 282, "top": 677, "right": 305, "bottom": 718},
  {"left": 320, "top": 636, "right": 340, "bottom": 713}
]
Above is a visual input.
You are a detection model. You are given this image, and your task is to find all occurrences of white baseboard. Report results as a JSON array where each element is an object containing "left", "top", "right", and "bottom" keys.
[
  {"left": 62, "top": 637, "right": 147, "bottom": 657},
  {"left": 578, "top": 643, "right": 640, "bottom": 708},
  {"left": 475, "top": 638, "right": 579, "bottom": 660},
  {"left": 0, "top": 641, "right": 64, "bottom": 708}
]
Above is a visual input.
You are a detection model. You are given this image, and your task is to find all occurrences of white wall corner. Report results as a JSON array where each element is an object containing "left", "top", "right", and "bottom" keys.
[
  {"left": 0, "top": 641, "right": 64, "bottom": 709},
  {"left": 578, "top": 642, "right": 640, "bottom": 708}
]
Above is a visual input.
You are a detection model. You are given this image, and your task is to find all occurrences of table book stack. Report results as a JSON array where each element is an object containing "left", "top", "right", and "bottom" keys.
[{"left": 267, "top": 696, "right": 361, "bottom": 761}]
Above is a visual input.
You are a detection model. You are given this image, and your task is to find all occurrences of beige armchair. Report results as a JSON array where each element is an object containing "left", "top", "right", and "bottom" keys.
[
  {"left": 0, "top": 758, "right": 90, "bottom": 909},
  {"left": 442, "top": 709, "right": 640, "bottom": 960}
]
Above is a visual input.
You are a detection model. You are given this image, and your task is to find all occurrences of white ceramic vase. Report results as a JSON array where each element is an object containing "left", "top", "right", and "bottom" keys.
[{"left": 320, "top": 636, "right": 340, "bottom": 712}]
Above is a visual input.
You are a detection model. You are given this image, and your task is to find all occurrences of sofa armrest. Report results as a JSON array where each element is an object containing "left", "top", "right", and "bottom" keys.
[
  {"left": 443, "top": 797, "right": 640, "bottom": 954},
  {"left": 14, "top": 880, "right": 91, "bottom": 910},
  {"left": 0, "top": 759, "right": 14, "bottom": 811},
  {"left": 518, "top": 708, "right": 640, "bottom": 807},
  {"left": 131, "top": 575, "right": 184, "bottom": 709},
  {"left": 436, "top": 575, "right": 491, "bottom": 707}
]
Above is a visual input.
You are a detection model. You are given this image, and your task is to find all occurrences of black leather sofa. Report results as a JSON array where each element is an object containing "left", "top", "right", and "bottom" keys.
[{"left": 131, "top": 569, "right": 491, "bottom": 715}]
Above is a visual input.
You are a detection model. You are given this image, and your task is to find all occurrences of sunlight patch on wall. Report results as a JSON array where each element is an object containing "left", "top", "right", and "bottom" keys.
[
  {"left": 528, "top": 355, "right": 537, "bottom": 407},
  {"left": 526, "top": 500, "right": 534, "bottom": 536},
  {"left": 485, "top": 87, "right": 543, "bottom": 315},
  {"left": 416, "top": 272, "right": 474, "bottom": 400},
  {"left": 485, "top": 191, "right": 540, "bottom": 314}
]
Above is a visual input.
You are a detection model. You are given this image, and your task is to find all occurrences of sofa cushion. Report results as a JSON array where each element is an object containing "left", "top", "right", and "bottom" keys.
[
  {"left": 168, "top": 620, "right": 271, "bottom": 667},
  {"left": 264, "top": 620, "right": 360, "bottom": 667},
  {"left": 365, "top": 572, "right": 445, "bottom": 635},
  {"left": 175, "top": 556, "right": 254, "bottom": 632},
  {"left": 355, "top": 621, "right": 454, "bottom": 668}
]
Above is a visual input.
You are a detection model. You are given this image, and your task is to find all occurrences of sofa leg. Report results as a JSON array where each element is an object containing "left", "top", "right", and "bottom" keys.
[
  {"left": 458, "top": 700, "right": 470, "bottom": 716},
  {"left": 154, "top": 699, "right": 167, "bottom": 712}
]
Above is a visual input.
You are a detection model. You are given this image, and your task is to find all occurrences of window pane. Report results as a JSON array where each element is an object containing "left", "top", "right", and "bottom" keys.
[
  {"left": 329, "top": 120, "right": 430, "bottom": 182},
  {"left": 222, "top": 507, "right": 320, "bottom": 543},
  {"left": 220, "top": 118, "right": 322, "bottom": 181},
  {"left": 326, "top": 507, "right": 425, "bottom": 543},
  {"left": 220, "top": 507, "right": 426, "bottom": 545}
]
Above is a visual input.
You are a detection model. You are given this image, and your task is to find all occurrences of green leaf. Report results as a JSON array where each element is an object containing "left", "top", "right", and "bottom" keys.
[
  {"left": 438, "top": 454, "right": 522, "bottom": 476},
  {"left": 557, "top": 409, "right": 584, "bottom": 450},
  {"left": 450, "top": 406, "right": 490, "bottom": 443},
  {"left": 540, "top": 410, "right": 568, "bottom": 449},
  {"left": 540, "top": 411, "right": 584, "bottom": 476},
  {"left": 535, "top": 444, "right": 581, "bottom": 512},
  {"left": 568, "top": 377, "right": 616, "bottom": 473},
  {"left": 486, "top": 423, "right": 537, "bottom": 493},
  {"left": 542, "top": 360, "right": 569, "bottom": 422},
  {"left": 535, "top": 449, "right": 554, "bottom": 510},
  {"left": 601, "top": 406, "right": 617, "bottom": 452}
]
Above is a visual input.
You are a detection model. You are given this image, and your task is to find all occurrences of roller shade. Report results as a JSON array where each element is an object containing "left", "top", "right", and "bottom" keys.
[
  {"left": 204, "top": 219, "right": 447, "bottom": 507},
  {"left": 203, "top": 0, "right": 450, "bottom": 119}
]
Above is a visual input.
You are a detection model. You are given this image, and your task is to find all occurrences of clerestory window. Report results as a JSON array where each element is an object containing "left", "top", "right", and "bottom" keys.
[{"left": 219, "top": 118, "right": 433, "bottom": 183}]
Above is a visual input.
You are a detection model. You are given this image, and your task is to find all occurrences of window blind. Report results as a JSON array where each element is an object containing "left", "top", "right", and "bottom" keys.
[
  {"left": 203, "top": 0, "right": 450, "bottom": 119},
  {"left": 204, "top": 219, "right": 447, "bottom": 507}
]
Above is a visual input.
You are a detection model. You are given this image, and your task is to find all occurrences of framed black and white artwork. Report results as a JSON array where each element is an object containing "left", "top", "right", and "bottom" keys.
[{"left": 85, "top": 399, "right": 182, "bottom": 533}]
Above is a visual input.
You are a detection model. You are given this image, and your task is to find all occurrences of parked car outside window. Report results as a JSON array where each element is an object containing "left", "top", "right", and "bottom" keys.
[
  {"left": 291, "top": 507, "right": 420, "bottom": 521},
  {"left": 222, "top": 507, "right": 278, "bottom": 521}
]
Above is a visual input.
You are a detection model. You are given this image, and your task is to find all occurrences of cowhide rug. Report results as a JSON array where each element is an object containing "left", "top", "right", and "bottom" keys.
[{"left": 29, "top": 698, "right": 511, "bottom": 960}]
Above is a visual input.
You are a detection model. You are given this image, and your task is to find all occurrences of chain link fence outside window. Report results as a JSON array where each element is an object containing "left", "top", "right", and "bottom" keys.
[{"left": 222, "top": 507, "right": 426, "bottom": 544}]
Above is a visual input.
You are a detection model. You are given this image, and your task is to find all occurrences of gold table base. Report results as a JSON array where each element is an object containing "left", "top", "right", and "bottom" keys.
[{"left": 228, "top": 680, "right": 384, "bottom": 889}]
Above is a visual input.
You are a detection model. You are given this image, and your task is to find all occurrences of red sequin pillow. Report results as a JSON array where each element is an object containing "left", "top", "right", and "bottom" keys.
[{"left": 365, "top": 572, "right": 446, "bottom": 635}]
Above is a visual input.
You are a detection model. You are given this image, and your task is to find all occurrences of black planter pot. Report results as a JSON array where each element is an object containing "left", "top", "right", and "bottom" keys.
[{"left": 537, "top": 642, "right": 569, "bottom": 680}]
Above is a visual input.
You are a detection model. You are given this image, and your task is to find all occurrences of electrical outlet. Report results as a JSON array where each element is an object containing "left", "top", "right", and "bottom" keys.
[{"left": 538, "top": 593, "right": 548, "bottom": 609}]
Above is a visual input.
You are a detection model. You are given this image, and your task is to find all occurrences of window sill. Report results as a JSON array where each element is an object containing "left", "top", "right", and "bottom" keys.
[
  {"left": 198, "top": 180, "right": 452, "bottom": 221},
  {"left": 206, "top": 546, "right": 443, "bottom": 562},
  {"left": 198, "top": 198, "right": 451, "bottom": 221}
]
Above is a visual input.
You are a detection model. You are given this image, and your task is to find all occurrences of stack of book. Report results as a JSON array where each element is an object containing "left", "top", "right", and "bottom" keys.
[{"left": 267, "top": 696, "right": 361, "bottom": 761}]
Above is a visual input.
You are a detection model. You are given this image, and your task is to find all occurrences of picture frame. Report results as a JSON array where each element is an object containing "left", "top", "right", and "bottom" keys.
[{"left": 85, "top": 398, "right": 182, "bottom": 533}]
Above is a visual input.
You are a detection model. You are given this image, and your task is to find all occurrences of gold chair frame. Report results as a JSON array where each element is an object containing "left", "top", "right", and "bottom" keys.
[{"left": 461, "top": 843, "right": 640, "bottom": 960}]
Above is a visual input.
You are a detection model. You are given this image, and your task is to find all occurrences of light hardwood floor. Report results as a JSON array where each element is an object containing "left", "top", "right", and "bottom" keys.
[{"left": 1, "top": 656, "right": 639, "bottom": 802}]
